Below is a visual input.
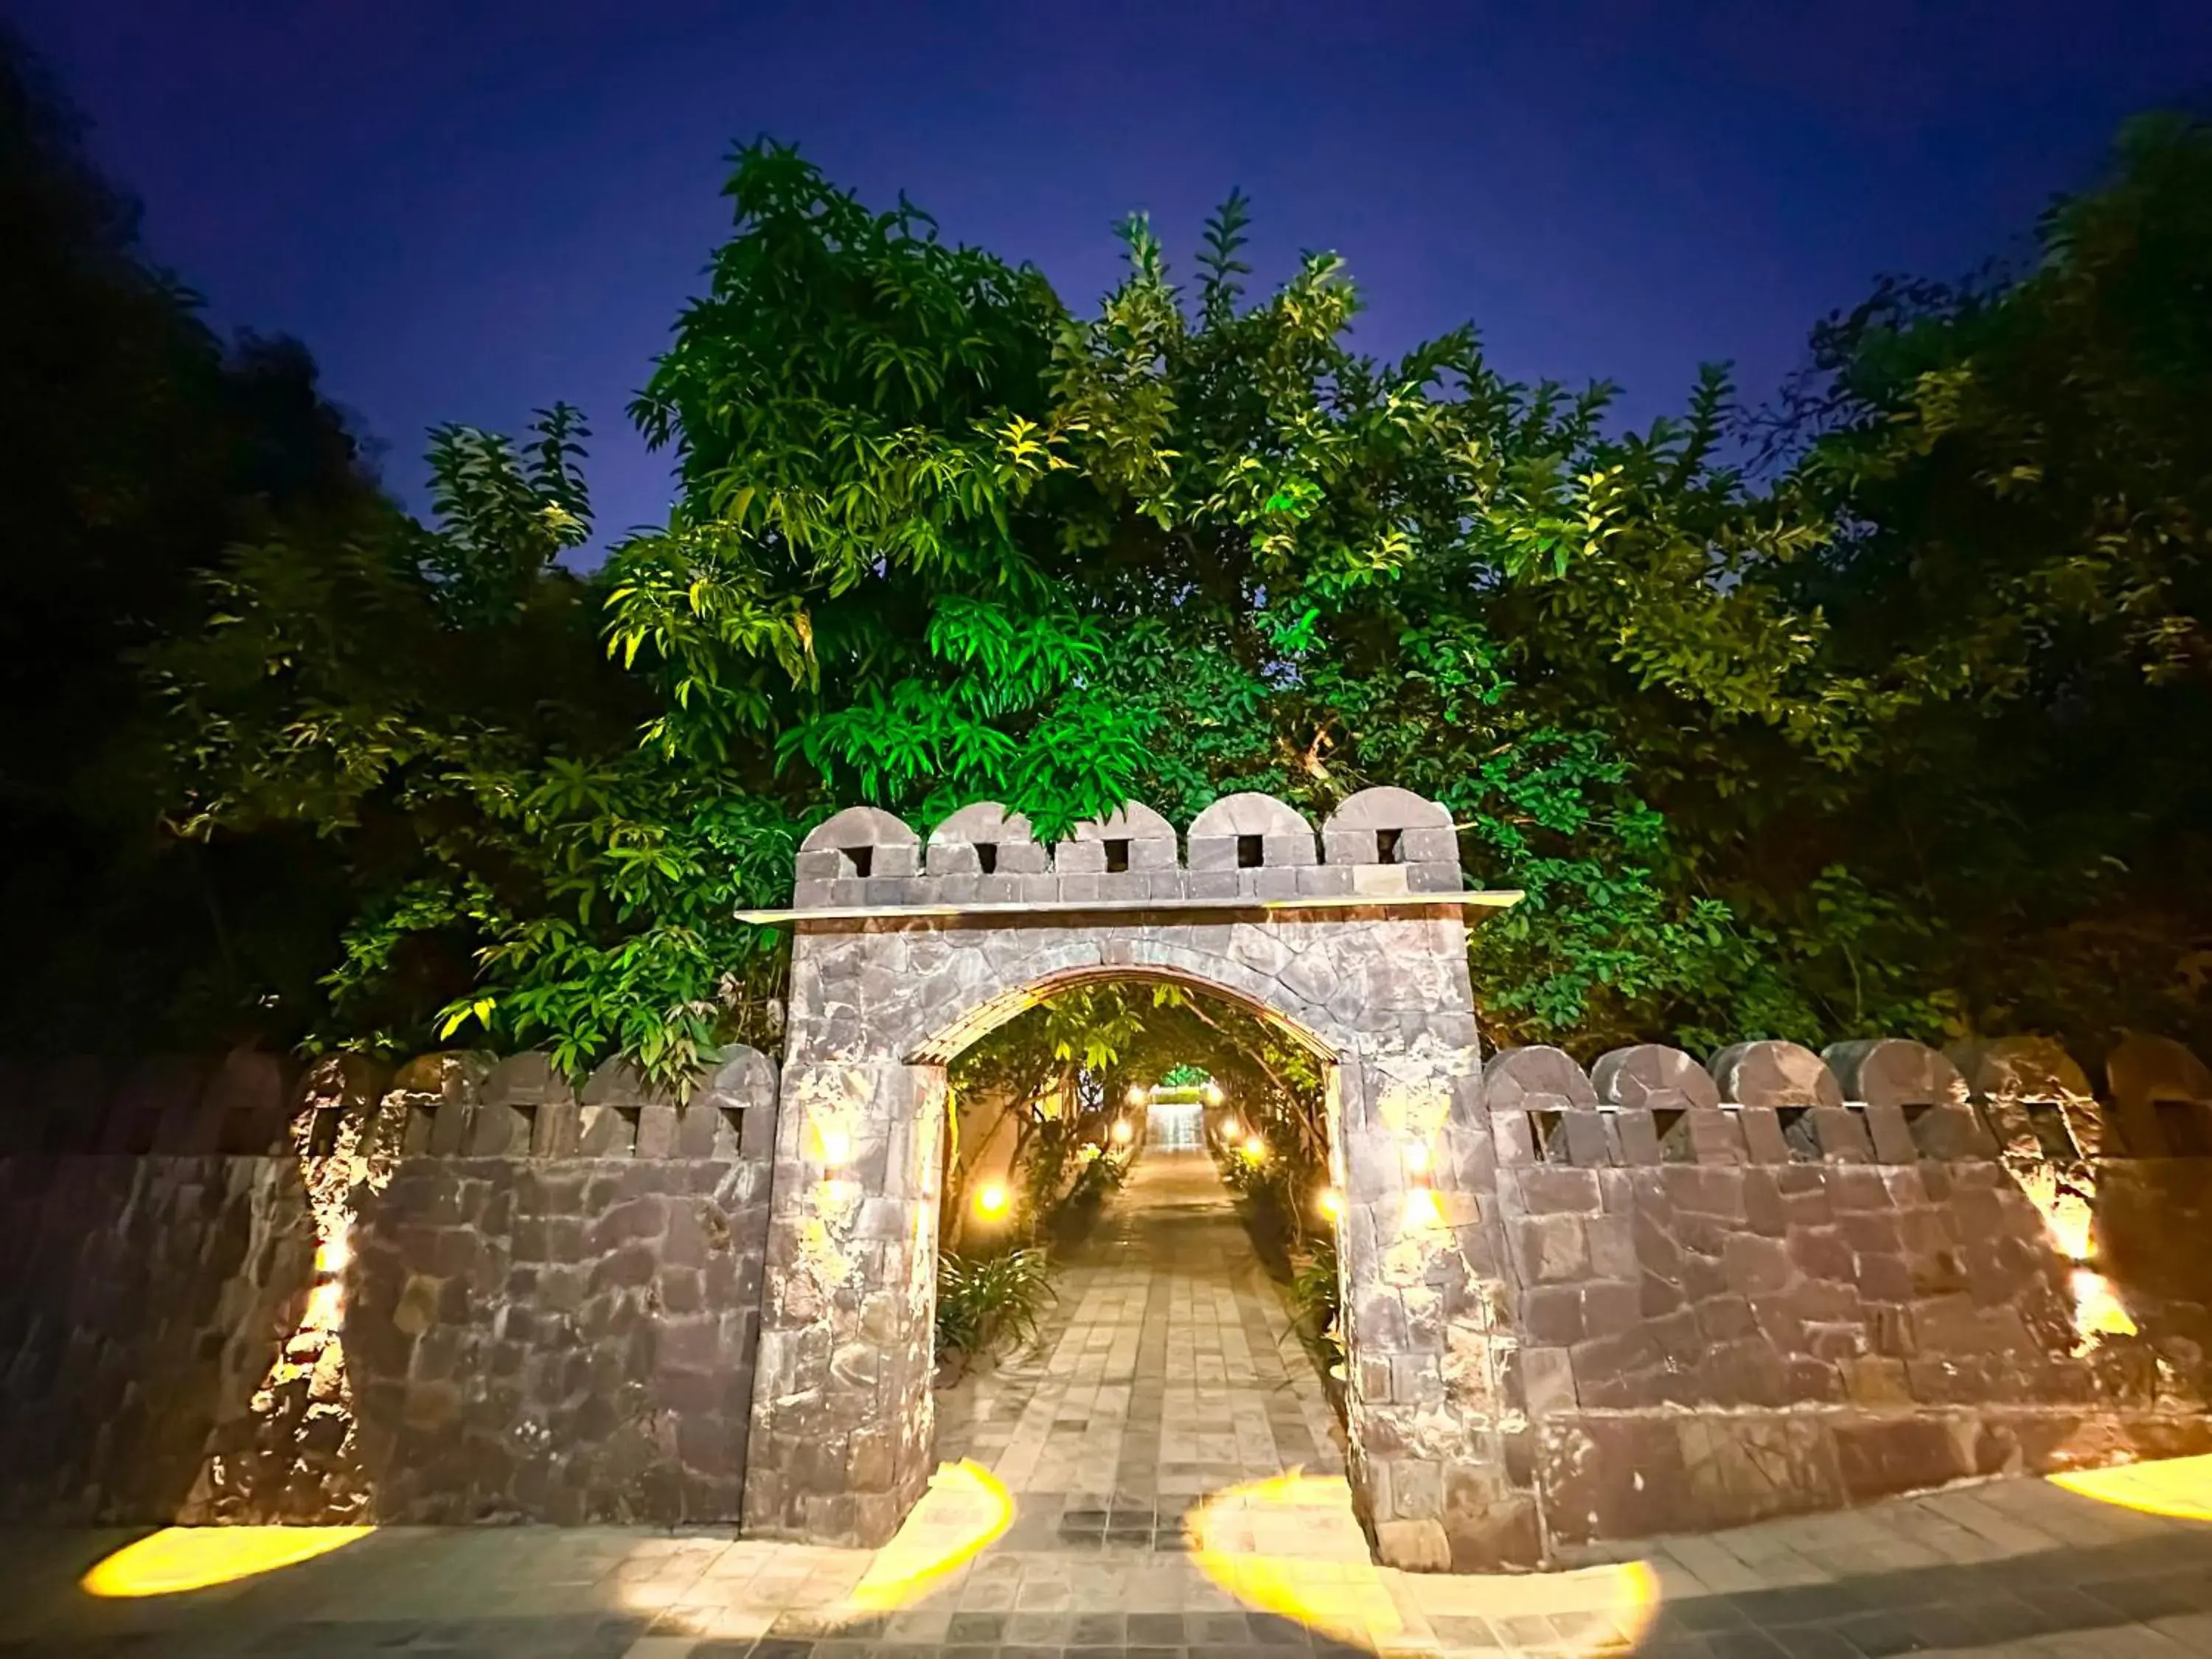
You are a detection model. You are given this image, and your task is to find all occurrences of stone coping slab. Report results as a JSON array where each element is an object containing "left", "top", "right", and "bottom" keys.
[{"left": 734, "top": 890, "right": 1524, "bottom": 926}]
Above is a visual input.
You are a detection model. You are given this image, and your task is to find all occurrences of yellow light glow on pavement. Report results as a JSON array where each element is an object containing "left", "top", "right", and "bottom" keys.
[
  {"left": 848, "top": 1459, "right": 1013, "bottom": 1612},
  {"left": 1185, "top": 1472, "right": 1655, "bottom": 1656},
  {"left": 2051, "top": 1453, "right": 2212, "bottom": 1520},
  {"left": 83, "top": 1527, "right": 372, "bottom": 1598}
]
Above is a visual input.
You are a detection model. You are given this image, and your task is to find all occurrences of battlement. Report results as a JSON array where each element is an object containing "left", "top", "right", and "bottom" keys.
[
  {"left": 0, "top": 1046, "right": 777, "bottom": 1164},
  {"left": 790, "top": 785, "right": 1467, "bottom": 908},
  {"left": 1486, "top": 1034, "right": 2212, "bottom": 1169}
]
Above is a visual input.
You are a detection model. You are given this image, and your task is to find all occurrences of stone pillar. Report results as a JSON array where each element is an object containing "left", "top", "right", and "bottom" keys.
[
  {"left": 1334, "top": 1024, "right": 1534, "bottom": 1571},
  {"left": 743, "top": 1055, "right": 945, "bottom": 1546}
]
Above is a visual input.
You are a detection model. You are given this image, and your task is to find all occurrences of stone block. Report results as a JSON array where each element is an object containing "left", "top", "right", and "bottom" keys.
[
  {"left": 1712, "top": 1040, "right": 1845, "bottom": 1110},
  {"left": 1861, "top": 1099, "right": 1920, "bottom": 1164},
  {"left": 1811, "top": 1105, "right": 1874, "bottom": 1162},
  {"left": 1832, "top": 1417, "right": 1972, "bottom": 1502},
  {"left": 1591, "top": 1045, "right": 1720, "bottom": 1112},
  {"left": 1685, "top": 1107, "right": 1746, "bottom": 1165},
  {"left": 1559, "top": 1109, "right": 1610, "bottom": 1166},
  {"left": 1915, "top": 1106, "right": 1998, "bottom": 1160},
  {"left": 1610, "top": 1107, "right": 1662, "bottom": 1166},
  {"left": 1736, "top": 1106, "right": 1791, "bottom": 1166},
  {"left": 1483, "top": 1046, "right": 1598, "bottom": 1110},
  {"left": 1295, "top": 862, "right": 1354, "bottom": 896}
]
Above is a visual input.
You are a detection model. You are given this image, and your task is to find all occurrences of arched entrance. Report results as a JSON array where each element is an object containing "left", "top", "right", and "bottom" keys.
[{"left": 737, "top": 790, "right": 1540, "bottom": 1570}]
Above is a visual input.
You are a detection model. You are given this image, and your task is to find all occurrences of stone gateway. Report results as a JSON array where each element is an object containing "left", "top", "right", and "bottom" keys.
[{"left": 739, "top": 787, "right": 1540, "bottom": 1570}]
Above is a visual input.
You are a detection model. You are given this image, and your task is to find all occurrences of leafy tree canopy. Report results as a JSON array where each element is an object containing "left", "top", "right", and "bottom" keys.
[{"left": 42, "top": 111, "right": 2209, "bottom": 1087}]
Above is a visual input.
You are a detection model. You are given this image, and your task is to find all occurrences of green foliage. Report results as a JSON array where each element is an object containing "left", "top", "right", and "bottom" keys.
[
  {"left": 1757, "top": 111, "right": 2212, "bottom": 1054},
  {"left": 19, "top": 70, "right": 2205, "bottom": 1080},
  {"left": 148, "top": 408, "right": 794, "bottom": 1085},
  {"left": 1290, "top": 1237, "right": 1346, "bottom": 1377},
  {"left": 933, "top": 1247, "right": 1055, "bottom": 1363},
  {"left": 0, "top": 29, "right": 383, "bottom": 1053}
]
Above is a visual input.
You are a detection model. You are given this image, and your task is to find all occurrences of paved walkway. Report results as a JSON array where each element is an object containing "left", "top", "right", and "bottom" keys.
[{"left": 5, "top": 1148, "right": 2212, "bottom": 1657}]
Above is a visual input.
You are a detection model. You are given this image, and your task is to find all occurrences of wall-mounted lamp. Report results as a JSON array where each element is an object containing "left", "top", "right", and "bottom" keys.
[
  {"left": 1318, "top": 1186, "right": 1344, "bottom": 1220},
  {"left": 814, "top": 1120, "right": 853, "bottom": 1168}
]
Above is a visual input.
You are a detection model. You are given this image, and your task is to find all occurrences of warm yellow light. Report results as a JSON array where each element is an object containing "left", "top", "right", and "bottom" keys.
[
  {"left": 302, "top": 1279, "right": 344, "bottom": 1331},
  {"left": 974, "top": 1182, "right": 1009, "bottom": 1218},
  {"left": 1111, "top": 1119, "right": 1133, "bottom": 1144},
  {"left": 1183, "top": 1472, "right": 1658, "bottom": 1656},
  {"left": 83, "top": 1527, "right": 373, "bottom": 1598},
  {"left": 1402, "top": 1140, "right": 1430, "bottom": 1175},
  {"left": 849, "top": 1460, "right": 1012, "bottom": 1612},
  {"left": 1203, "top": 1082, "right": 1225, "bottom": 1107},
  {"left": 1223, "top": 1118, "right": 1243, "bottom": 1140},
  {"left": 1242, "top": 1133, "right": 1267, "bottom": 1161},
  {"left": 1402, "top": 1186, "right": 1443, "bottom": 1231},
  {"left": 1318, "top": 1186, "right": 1344, "bottom": 1219},
  {"left": 1126, "top": 1082, "right": 1149, "bottom": 1107},
  {"left": 2071, "top": 1269, "right": 2139, "bottom": 1340},
  {"left": 314, "top": 1229, "right": 351, "bottom": 1276},
  {"left": 2051, "top": 1452, "right": 2212, "bottom": 1521},
  {"left": 815, "top": 1120, "right": 852, "bottom": 1167}
]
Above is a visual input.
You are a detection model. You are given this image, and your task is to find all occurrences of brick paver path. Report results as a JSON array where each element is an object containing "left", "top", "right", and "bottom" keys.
[{"left": 6, "top": 1147, "right": 2212, "bottom": 1657}]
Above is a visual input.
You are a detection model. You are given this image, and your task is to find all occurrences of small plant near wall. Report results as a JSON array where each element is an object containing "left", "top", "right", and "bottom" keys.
[
  {"left": 934, "top": 1248, "right": 1055, "bottom": 1377},
  {"left": 1289, "top": 1235, "right": 1346, "bottom": 1391}
]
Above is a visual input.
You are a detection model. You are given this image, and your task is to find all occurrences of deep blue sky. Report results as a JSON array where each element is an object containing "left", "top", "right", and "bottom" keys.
[{"left": 17, "top": 1, "right": 2212, "bottom": 552}]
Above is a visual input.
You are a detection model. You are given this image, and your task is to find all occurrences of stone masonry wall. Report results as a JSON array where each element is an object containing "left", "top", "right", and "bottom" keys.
[
  {"left": 0, "top": 1045, "right": 779, "bottom": 1528},
  {"left": 0, "top": 1052, "right": 316, "bottom": 1523},
  {"left": 1485, "top": 1036, "right": 2212, "bottom": 1554}
]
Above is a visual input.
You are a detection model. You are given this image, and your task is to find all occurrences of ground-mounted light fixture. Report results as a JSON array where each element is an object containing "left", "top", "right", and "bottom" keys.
[
  {"left": 1317, "top": 1186, "right": 1344, "bottom": 1220},
  {"left": 973, "top": 1181, "right": 1010, "bottom": 1220},
  {"left": 1111, "top": 1119, "right": 1133, "bottom": 1145},
  {"left": 1126, "top": 1082, "right": 1150, "bottom": 1107}
]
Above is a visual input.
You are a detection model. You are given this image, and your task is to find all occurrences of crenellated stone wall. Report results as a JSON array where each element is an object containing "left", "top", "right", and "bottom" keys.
[
  {"left": 7, "top": 778, "right": 2212, "bottom": 1570},
  {"left": 0, "top": 1044, "right": 779, "bottom": 1527},
  {"left": 1484, "top": 1035, "right": 2212, "bottom": 1552}
]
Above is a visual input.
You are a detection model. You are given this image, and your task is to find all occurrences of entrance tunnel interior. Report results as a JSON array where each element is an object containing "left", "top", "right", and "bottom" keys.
[{"left": 928, "top": 973, "right": 1348, "bottom": 1548}]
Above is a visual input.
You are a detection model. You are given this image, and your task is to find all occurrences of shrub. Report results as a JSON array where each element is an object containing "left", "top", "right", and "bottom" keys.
[
  {"left": 934, "top": 1247, "right": 1056, "bottom": 1364},
  {"left": 1289, "top": 1237, "right": 1345, "bottom": 1380}
]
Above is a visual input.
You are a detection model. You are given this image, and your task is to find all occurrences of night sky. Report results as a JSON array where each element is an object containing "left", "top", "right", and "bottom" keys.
[{"left": 17, "top": 1, "right": 2212, "bottom": 554}]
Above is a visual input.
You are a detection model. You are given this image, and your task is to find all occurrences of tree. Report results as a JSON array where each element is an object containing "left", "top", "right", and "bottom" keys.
[
  {"left": 605, "top": 144, "right": 1885, "bottom": 1062},
  {"left": 0, "top": 27, "right": 378, "bottom": 1053},
  {"left": 1756, "top": 112, "right": 2212, "bottom": 1054}
]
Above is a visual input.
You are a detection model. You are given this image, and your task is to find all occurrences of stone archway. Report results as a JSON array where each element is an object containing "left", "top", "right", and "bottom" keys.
[{"left": 737, "top": 787, "right": 1540, "bottom": 1569}]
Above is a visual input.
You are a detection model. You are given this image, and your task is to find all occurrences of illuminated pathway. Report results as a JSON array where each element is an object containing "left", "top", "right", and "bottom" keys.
[
  {"left": 932, "top": 1147, "right": 1346, "bottom": 1531},
  {"left": 10, "top": 1155, "right": 2212, "bottom": 1654}
]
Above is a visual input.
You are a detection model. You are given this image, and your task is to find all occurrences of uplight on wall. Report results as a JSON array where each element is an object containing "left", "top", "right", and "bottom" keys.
[
  {"left": 1402, "top": 1139, "right": 1430, "bottom": 1176},
  {"left": 812, "top": 1115, "right": 853, "bottom": 1168},
  {"left": 973, "top": 1182, "right": 1009, "bottom": 1220},
  {"left": 1402, "top": 1185, "right": 1444, "bottom": 1230},
  {"left": 1318, "top": 1186, "right": 1344, "bottom": 1220}
]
